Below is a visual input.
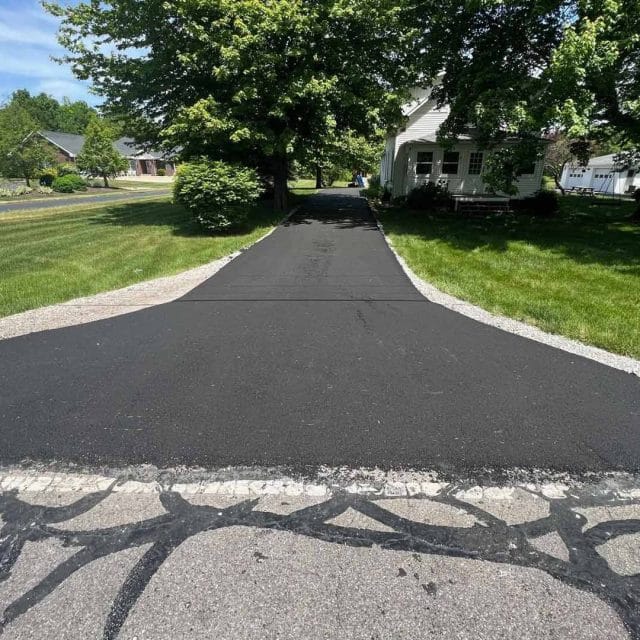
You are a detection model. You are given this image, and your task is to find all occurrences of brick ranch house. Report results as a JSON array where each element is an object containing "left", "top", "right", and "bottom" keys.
[{"left": 36, "top": 130, "right": 177, "bottom": 177}]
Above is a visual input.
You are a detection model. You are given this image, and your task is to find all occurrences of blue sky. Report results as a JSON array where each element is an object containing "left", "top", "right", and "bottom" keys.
[{"left": 0, "top": 0, "right": 99, "bottom": 106}]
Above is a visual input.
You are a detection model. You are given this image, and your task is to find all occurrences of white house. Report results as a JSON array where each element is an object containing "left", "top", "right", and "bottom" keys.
[
  {"left": 380, "top": 88, "right": 545, "bottom": 201},
  {"left": 560, "top": 154, "right": 640, "bottom": 195}
]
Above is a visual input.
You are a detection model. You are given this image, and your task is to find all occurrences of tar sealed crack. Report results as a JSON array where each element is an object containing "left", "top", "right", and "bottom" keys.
[{"left": 2, "top": 483, "right": 640, "bottom": 639}]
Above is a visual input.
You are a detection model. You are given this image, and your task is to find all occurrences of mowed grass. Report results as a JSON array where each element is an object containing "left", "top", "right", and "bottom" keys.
[
  {"left": 0, "top": 195, "right": 290, "bottom": 317},
  {"left": 379, "top": 196, "right": 640, "bottom": 358}
]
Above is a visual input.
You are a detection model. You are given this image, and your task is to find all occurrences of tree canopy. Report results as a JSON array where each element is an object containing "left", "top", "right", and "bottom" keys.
[
  {"left": 4, "top": 90, "right": 99, "bottom": 134},
  {"left": 411, "top": 0, "right": 640, "bottom": 190},
  {"left": 76, "top": 119, "right": 129, "bottom": 187},
  {"left": 0, "top": 102, "right": 56, "bottom": 184},
  {"left": 47, "top": 0, "right": 417, "bottom": 209}
]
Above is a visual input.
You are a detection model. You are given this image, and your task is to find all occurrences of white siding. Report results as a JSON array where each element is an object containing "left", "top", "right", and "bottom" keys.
[
  {"left": 400, "top": 142, "right": 544, "bottom": 198},
  {"left": 396, "top": 100, "right": 450, "bottom": 149},
  {"left": 384, "top": 95, "right": 544, "bottom": 199},
  {"left": 561, "top": 161, "right": 640, "bottom": 195}
]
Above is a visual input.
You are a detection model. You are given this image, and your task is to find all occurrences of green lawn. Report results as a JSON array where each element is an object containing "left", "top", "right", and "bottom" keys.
[
  {"left": 0, "top": 195, "right": 301, "bottom": 318},
  {"left": 378, "top": 196, "right": 640, "bottom": 358},
  {"left": 108, "top": 179, "right": 173, "bottom": 190}
]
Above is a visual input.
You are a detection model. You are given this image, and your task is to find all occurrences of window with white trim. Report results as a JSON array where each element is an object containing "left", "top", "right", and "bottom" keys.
[
  {"left": 416, "top": 151, "right": 433, "bottom": 175},
  {"left": 468, "top": 152, "right": 483, "bottom": 175},
  {"left": 442, "top": 151, "right": 459, "bottom": 174}
]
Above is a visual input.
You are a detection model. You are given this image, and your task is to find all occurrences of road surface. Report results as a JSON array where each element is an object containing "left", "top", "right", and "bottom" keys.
[
  {"left": 0, "top": 189, "right": 637, "bottom": 472},
  {"left": 0, "top": 189, "right": 170, "bottom": 214}
]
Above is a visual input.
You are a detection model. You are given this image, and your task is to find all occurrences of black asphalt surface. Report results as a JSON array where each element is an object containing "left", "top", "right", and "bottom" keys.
[
  {"left": 0, "top": 190, "right": 638, "bottom": 473},
  {"left": 0, "top": 189, "right": 170, "bottom": 214}
]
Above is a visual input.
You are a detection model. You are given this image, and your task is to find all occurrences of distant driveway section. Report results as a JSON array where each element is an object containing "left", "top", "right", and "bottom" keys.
[{"left": 0, "top": 189, "right": 170, "bottom": 214}]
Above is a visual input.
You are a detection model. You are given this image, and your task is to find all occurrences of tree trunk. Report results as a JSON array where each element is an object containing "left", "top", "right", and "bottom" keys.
[
  {"left": 315, "top": 164, "right": 323, "bottom": 190},
  {"left": 273, "top": 155, "right": 288, "bottom": 212},
  {"left": 24, "top": 174, "right": 30, "bottom": 187},
  {"left": 553, "top": 175, "right": 565, "bottom": 195},
  {"left": 103, "top": 174, "right": 109, "bottom": 188}
]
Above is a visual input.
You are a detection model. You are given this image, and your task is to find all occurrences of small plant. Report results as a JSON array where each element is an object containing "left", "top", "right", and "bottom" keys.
[
  {"left": 39, "top": 168, "right": 58, "bottom": 187},
  {"left": 52, "top": 174, "right": 88, "bottom": 193},
  {"left": 173, "top": 159, "right": 263, "bottom": 231},
  {"left": 513, "top": 189, "right": 560, "bottom": 216},
  {"left": 406, "top": 181, "right": 453, "bottom": 211},
  {"left": 156, "top": 168, "right": 166, "bottom": 176},
  {"left": 361, "top": 174, "right": 384, "bottom": 199},
  {"left": 57, "top": 163, "right": 80, "bottom": 177},
  {"left": 0, "top": 185, "right": 33, "bottom": 197},
  {"left": 37, "top": 185, "right": 53, "bottom": 194}
]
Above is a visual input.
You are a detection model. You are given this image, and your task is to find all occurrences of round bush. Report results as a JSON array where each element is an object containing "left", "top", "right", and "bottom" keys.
[
  {"left": 52, "top": 174, "right": 88, "bottom": 193},
  {"left": 156, "top": 168, "right": 166, "bottom": 177},
  {"left": 407, "top": 181, "right": 453, "bottom": 211},
  {"left": 39, "top": 168, "right": 58, "bottom": 187},
  {"left": 57, "top": 163, "right": 81, "bottom": 177},
  {"left": 173, "top": 160, "right": 263, "bottom": 231},
  {"left": 515, "top": 189, "right": 560, "bottom": 216}
]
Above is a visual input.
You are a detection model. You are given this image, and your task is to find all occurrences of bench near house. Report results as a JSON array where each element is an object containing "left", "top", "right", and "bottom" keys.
[
  {"left": 379, "top": 88, "right": 545, "bottom": 206},
  {"left": 37, "top": 130, "right": 177, "bottom": 177}
]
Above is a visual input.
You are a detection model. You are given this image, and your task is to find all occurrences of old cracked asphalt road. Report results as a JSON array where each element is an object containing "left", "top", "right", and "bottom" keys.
[{"left": 0, "top": 189, "right": 638, "bottom": 472}]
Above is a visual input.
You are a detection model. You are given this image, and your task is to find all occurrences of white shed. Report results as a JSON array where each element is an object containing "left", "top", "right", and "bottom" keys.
[
  {"left": 380, "top": 88, "right": 545, "bottom": 200},
  {"left": 560, "top": 154, "right": 640, "bottom": 195}
]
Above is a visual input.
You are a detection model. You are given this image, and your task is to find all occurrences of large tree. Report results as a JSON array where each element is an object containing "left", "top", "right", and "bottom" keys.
[
  {"left": 0, "top": 103, "right": 55, "bottom": 185},
  {"left": 409, "top": 0, "right": 640, "bottom": 192},
  {"left": 47, "top": 0, "right": 417, "bottom": 210}
]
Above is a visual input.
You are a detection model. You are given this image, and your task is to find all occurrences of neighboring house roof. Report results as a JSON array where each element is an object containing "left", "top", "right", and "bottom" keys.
[
  {"left": 587, "top": 154, "right": 617, "bottom": 167},
  {"left": 566, "top": 154, "right": 635, "bottom": 169},
  {"left": 38, "top": 130, "right": 171, "bottom": 161}
]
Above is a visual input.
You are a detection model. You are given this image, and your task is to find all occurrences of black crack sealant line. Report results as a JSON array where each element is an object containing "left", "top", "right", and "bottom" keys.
[{"left": 1, "top": 483, "right": 640, "bottom": 639}]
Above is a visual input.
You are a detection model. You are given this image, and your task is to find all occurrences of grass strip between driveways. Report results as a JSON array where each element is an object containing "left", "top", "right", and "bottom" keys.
[
  {"left": 378, "top": 196, "right": 640, "bottom": 359},
  {"left": 0, "top": 185, "right": 313, "bottom": 318}
]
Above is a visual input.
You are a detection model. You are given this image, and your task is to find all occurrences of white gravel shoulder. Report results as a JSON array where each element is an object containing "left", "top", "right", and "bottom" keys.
[
  {"left": 373, "top": 205, "right": 640, "bottom": 377},
  {"left": 0, "top": 223, "right": 282, "bottom": 341}
]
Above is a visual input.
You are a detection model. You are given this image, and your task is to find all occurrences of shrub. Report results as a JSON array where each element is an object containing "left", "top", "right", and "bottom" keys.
[
  {"left": 513, "top": 189, "right": 560, "bottom": 216},
  {"left": 37, "top": 185, "right": 53, "bottom": 194},
  {"left": 52, "top": 174, "right": 88, "bottom": 193},
  {"left": 0, "top": 185, "right": 33, "bottom": 197},
  {"left": 39, "top": 168, "right": 57, "bottom": 187},
  {"left": 173, "top": 160, "right": 263, "bottom": 231},
  {"left": 57, "top": 163, "right": 80, "bottom": 177},
  {"left": 361, "top": 174, "right": 383, "bottom": 199},
  {"left": 156, "top": 168, "right": 166, "bottom": 176},
  {"left": 406, "top": 181, "right": 453, "bottom": 211},
  {"left": 633, "top": 188, "right": 640, "bottom": 204}
]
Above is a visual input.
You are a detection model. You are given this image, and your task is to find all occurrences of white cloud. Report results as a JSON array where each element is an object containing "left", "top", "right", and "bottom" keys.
[
  {"left": 0, "top": 6, "right": 62, "bottom": 48},
  {"left": 0, "top": 1, "right": 98, "bottom": 104},
  {"left": 35, "top": 78, "right": 95, "bottom": 102},
  {"left": 0, "top": 50, "right": 71, "bottom": 79}
]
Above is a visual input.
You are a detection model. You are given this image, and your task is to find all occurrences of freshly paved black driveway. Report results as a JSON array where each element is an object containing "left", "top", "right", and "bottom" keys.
[
  {"left": 0, "top": 190, "right": 638, "bottom": 473},
  {"left": 0, "top": 189, "right": 170, "bottom": 214}
]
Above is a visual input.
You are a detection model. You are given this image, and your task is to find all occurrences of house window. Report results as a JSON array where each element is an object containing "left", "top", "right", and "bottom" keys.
[
  {"left": 468, "top": 152, "right": 483, "bottom": 175},
  {"left": 416, "top": 151, "right": 433, "bottom": 175},
  {"left": 442, "top": 151, "right": 459, "bottom": 174},
  {"left": 628, "top": 170, "right": 635, "bottom": 178}
]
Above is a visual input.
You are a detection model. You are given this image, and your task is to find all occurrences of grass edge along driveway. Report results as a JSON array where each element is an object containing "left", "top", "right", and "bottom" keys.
[
  {"left": 378, "top": 196, "right": 640, "bottom": 359},
  {"left": 0, "top": 185, "right": 313, "bottom": 318}
]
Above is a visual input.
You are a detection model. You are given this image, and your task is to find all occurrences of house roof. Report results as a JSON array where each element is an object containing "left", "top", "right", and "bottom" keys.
[
  {"left": 588, "top": 154, "right": 617, "bottom": 167},
  {"left": 38, "top": 130, "right": 169, "bottom": 160}
]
